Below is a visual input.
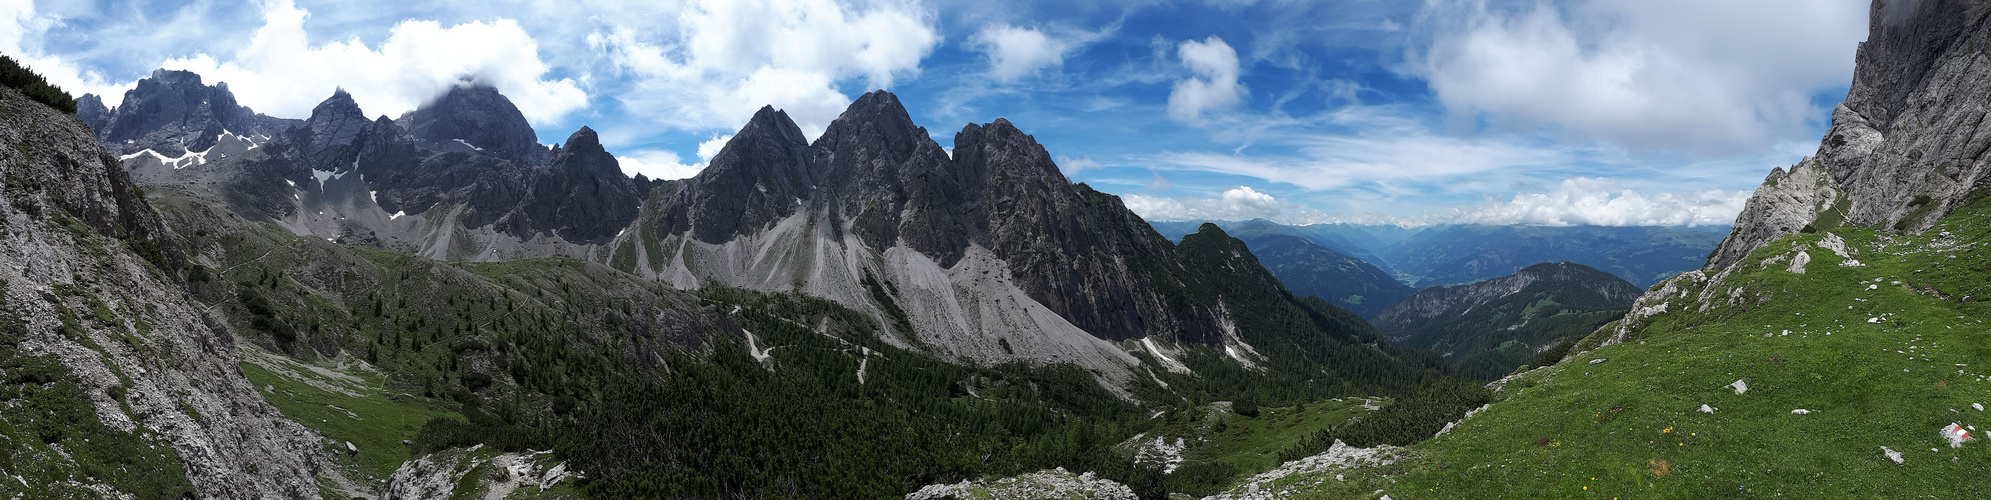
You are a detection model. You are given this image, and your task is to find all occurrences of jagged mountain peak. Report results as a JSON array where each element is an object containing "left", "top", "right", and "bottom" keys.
[
  {"left": 96, "top": 68, "right": 294, "bottom": 155},
  {"left": 75, "top": 93, "right": 110, "bottom": 134},
  {"left": 294, "top": 87, "right": 377, "bottom": 171},
  {"left": 406, "top": 83, "right": 544, "bottom": 163},
  {"left": 954, "top": 116, "right": 1065, "bottom": 182},
  {"left": 815, "top": 90, "right": 927, "bottom": 161},
  {"left": 307, "top": 88, "right": 364, "bottom": 122},
  {"left": 561, "top": 125, "right": 603, "bottom": 152},
  {"left": 671, "top": 104, "right": 816, "bottom": 244}
]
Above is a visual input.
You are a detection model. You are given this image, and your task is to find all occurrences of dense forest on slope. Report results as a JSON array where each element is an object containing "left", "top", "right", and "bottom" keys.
[{"left": 161, "top": 196, "right": 1455, "bottom": 498}]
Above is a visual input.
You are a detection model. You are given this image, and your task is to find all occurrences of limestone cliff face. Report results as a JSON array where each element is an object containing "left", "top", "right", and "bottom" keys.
[
  {"left": 0, "top": 85, "right": 320, "bottom": 497},
  {"left": 1710, "top": 0, "right": 1991, "bottom": 270}
]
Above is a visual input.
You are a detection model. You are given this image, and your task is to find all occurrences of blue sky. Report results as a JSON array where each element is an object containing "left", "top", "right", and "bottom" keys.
[{"left": 3, "top": 0, "right": 1872, "bottom": 226}]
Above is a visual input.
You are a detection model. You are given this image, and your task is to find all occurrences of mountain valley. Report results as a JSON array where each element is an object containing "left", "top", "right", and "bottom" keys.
[{"left": 0, "top": 0, "right": 1985, "bottom": 497}]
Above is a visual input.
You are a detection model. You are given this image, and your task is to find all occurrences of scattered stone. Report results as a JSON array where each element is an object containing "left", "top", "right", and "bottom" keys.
[
  {"left": 1589, "top": 358, "right": 1607, "bottom": 365},
  {"left": 1730, "top": 380, "right": 1748, "bottom": 395},
  {"left": 1943, "top": 424, "right": 1976, "bottom": 448},
  {"left": 1975, "top": 403, "right": 1984, "bottom": 412},
  {"left": 907, "top": 467, "right": 1136, "bottom": 500},
  {"left": 1791, "top": 409, "right": 1810, "bottom": 415},
  {"left": 1201, "top": 440, "right": 1404, "bottom": 500},
  {"left": 1882, "top": 446, "right": 1904, "bottom": 464},
  {"left": 1698, "top": 404, "right": 1716, "bottom": 414},
  {"left": 346, "top": 441, "right": 358, "bottom": 456}
]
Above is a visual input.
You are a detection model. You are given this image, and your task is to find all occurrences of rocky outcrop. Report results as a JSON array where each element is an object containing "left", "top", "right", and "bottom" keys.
[
  {"left": 1710, "top": 0, "right": 1991, "bottom": 270},
  {"left": 290, "top": 88, "right": 377, "bottom": 172},
  {"left": 0, "top": 84, "right": 319, "bottom": 497},
  {"left": 907, "top": 467, "right": 1137, "bottom": 500},
  {"left": 74, "top": 93, "right": 110, "bottom": 135}
]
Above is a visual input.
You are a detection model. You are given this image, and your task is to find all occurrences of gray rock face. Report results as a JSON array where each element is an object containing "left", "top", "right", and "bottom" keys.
[
  {"left": 661, "top": 105, "right": 815, "bottom": 245},
  {"left": 87, "top": 69, "right": 298, "bottom": 157},
  {"left": 1712, "top": 0, "right": 1991, "bottom": 270},
  {"left": 514, "top": 126, "right": 641, "bottom": 244},
  {"left": 74, "top": 93, "right": 110, "bottom": 135},
  {"left": 645, "top": 90, "right": 1377, "bottom": 354},
  {"left": 105, "top": 79, "right": 636, "bottom": 256},
  {"left": 0, "top": 85, "right": 320, "bottom": 497},
  {"left": 291, "top": 88, "right": 377, "bottom": 172},
  {"left": 404, "top": 84, "right": 548, "bottom": 164},
  {"left": 654, "top": 91, "right": 1261, "bottom": 345}
]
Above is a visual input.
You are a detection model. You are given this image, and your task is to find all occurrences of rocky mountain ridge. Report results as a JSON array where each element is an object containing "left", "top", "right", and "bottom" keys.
[
  {"left": 1709, "top": 0, "right": 1991, "bottom": 270},
  {"left": 95, "top": 72, "right": 1419, "bottom": 395}
]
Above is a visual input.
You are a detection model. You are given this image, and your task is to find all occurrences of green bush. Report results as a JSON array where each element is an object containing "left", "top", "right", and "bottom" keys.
[{"left": 0, "top": 55, "right": 77, "bottom": 114}]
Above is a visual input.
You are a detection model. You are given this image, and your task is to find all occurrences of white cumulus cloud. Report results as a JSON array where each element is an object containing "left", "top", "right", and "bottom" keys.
[
  {"left": 1122, "top": 186, "right": 1286, "bottom": 221},
  {"left": 590, "top": 0, "right": 940, "bottom": 140},
  {"left": 1443, "top": 177, "right": 1749, "bottom": 226},
  {"left": 969, "top": 24, "right": 1065, "bottom": 82},
  {"left": 696, "top": 134, "right": 734, "bottom": 162},
  {"left": 1168, "top": 36, "right": 1246, "bottom": 122},
  {"left": 0, "top": 0, "right": 138, "bottom": 106},
  {"left": 616, "top": 148, "right": 707, "bottom": 181},
  {"left": 1413, "top": 0, "right": 1865, "bottom": 154},
  {"left": 154, "top": 0, "right": 586, "bottom": 124}
]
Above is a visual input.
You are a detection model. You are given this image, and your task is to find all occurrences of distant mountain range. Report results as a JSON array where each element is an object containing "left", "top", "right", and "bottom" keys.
[
  {"left": 1152, "top": 219, "right": 1412, "bottom": 317},
  {"left": 1151, "top": 219, "right": 1727, "bottom": 300}
]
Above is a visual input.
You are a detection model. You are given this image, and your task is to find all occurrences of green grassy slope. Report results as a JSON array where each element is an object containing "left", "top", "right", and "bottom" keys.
[{"left": 1262, "top": 197, "right": 1991, "bottom": 499}]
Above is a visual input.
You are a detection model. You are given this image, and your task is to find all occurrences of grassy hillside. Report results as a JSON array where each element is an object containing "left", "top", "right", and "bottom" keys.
[
  {"left": 1239, "top": 196, "right": 1991, "bottom": 499},
  {"left": 1377, "top": 263, "right": 1641, "bottom": 381}
]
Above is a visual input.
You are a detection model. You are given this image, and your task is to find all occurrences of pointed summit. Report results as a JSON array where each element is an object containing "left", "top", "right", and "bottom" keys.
[
  {"left": 814, "top": 90, "right": 926, "bottom": 167},
  {"left": 406, "top": 84, "right": 544, "bottom": 163},
  {"left": 76, "top": 94, "right": 110, "bottom": 135},
  {"left": 667, "top": 105, "right": 815, "bottom": 244},
  {"left": 517, "top": 125, "right": 639, "bottom": 244},
  {"left": 563, "top": 126, "right": 603, "bottom": 152},
  {"left": 296, "top": 88, "right": 375, "bottom": 170}
]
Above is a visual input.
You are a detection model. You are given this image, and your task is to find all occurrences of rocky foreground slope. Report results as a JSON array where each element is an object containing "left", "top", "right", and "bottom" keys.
[{"left": 0, "top": 84, "right": 318, "bottom": 497}]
